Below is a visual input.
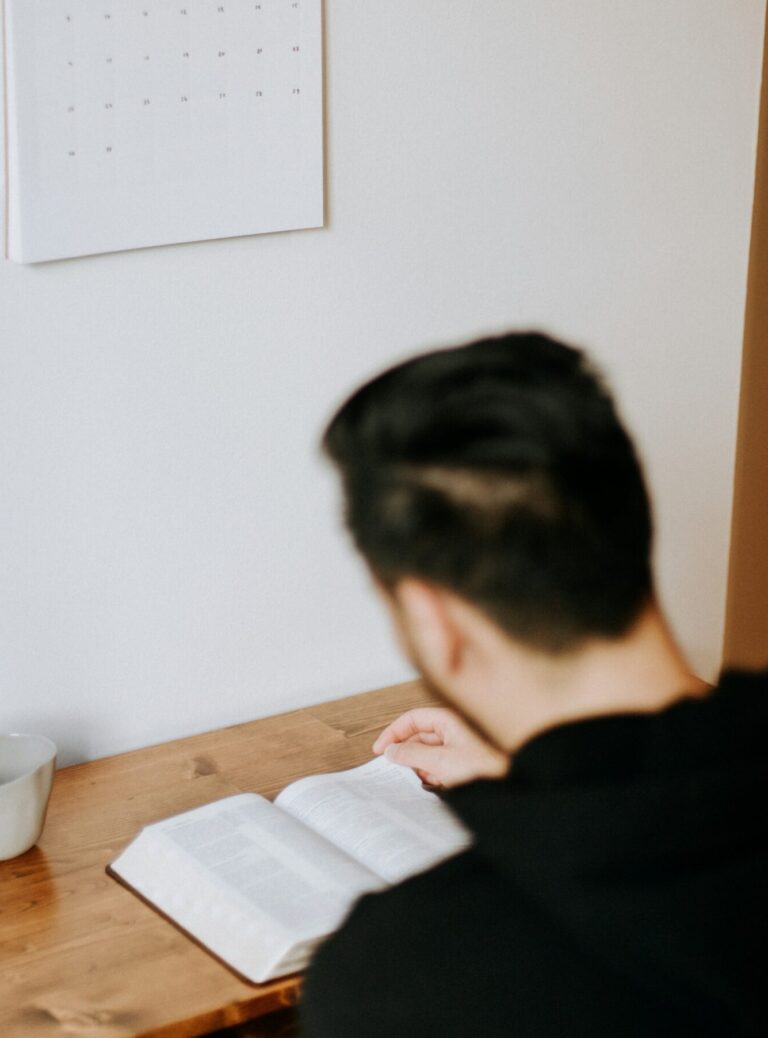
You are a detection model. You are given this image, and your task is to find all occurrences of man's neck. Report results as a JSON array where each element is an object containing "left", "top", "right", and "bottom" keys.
[{"left": 464, "top": 604, "right": 709, "bottom": 754}]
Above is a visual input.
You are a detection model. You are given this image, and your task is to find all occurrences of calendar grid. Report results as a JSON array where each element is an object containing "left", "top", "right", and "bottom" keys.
[{"left": 3, "top": 0, "right": 324, "bottom": 262}]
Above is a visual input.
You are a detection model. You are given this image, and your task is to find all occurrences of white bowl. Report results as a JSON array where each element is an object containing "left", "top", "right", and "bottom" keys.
[{"left": 0, "top": 733, "right": 57, "bottom": 860}]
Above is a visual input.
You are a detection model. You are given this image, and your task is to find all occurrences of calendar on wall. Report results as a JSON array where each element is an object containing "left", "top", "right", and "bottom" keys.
[{"left": 2, "top": 0, "right": 323, "bottom": 262}]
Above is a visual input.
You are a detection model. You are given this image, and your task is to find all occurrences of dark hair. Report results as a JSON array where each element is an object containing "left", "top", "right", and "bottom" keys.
[{"left": 322, "top": 332, "right": 653, "bottom": 653}]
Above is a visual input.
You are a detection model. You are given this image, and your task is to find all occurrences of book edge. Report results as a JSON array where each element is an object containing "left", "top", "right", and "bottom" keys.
[{"left": 105, "top": 863, "right": 307, "bottom": 987}]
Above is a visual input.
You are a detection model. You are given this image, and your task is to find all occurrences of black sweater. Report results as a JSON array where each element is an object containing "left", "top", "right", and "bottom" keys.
[{"left": 301, "top": 669, "right": 768, "bottom": 1037}]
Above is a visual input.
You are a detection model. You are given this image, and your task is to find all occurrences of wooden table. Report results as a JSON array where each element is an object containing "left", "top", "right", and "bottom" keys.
[{"left": 0, "top": 679, "right": 434, "bottom": 1038}]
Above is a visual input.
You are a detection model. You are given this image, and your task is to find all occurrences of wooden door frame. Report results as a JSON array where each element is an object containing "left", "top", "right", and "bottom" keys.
[{"left": 723, "top": 8, "right": 768, "bottom": 669}]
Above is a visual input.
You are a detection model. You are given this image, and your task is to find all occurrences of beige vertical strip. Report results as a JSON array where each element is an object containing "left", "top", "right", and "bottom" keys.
[
  {"left": 2, "top": 0, "right": 11, "bottom": 259},
  {"left": 723, "top": 12, "right": 768, "bottom": 669}
]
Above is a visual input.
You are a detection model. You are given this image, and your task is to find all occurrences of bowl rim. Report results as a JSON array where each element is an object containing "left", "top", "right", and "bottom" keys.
[{"left": 0, "top": 733, "right": 57, "bottom": 790}]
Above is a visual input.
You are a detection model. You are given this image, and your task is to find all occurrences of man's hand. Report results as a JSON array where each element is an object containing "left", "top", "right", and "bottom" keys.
[{"left": 372, "top": 707, "right": 510, "bottom": 789}]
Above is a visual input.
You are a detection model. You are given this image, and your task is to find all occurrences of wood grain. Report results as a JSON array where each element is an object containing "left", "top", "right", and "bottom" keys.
[
  {"left": 0, "top": 679, "right": 432, "bottom": 1038},
  {"left": 723, "top": 12, "right": 768, "bottom": 670}
]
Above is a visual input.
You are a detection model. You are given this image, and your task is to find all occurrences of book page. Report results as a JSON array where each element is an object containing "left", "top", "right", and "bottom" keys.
[
  {"left": 110, "top": 793, "right": 384, "bottom": 982},
  {"left": 275, "top": 757, "right": 472, "bottom": 884}
]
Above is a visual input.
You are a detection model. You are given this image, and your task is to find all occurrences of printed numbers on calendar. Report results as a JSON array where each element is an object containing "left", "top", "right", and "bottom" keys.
[
  {"left": 47, "top": 0, "right": 314, "bottom": 166},
  {"left": 5, "top": 0, "right": 322, "bottom": 261}
]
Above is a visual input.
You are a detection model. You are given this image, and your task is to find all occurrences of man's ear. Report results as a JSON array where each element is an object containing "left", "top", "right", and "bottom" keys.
[{"left": 393, "top": 578, "right": 463, "bottom": 679}]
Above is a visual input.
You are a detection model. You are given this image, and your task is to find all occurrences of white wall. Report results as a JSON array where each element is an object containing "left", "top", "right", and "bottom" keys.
[{"left": 1, "top": 1, "right": 764, "bottom": 765}]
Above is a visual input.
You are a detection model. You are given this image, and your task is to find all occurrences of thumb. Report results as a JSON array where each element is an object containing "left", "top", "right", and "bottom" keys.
[{"left": 384, "top": 740, "right": 446, "bottom": 773}]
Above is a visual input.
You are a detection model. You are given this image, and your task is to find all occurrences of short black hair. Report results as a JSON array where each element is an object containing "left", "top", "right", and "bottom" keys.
[{"left": 322, "top": 332, "right": 653, "bottom": 653}]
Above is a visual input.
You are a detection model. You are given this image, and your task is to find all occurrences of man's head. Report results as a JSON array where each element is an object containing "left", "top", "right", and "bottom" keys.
[{"left": 323, "top": 331, "right": 653, "bottom": 661}]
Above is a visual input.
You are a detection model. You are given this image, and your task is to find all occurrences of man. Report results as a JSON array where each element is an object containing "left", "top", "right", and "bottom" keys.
[{"left": 300, "top": 332, "right": 766, "bottom": 1037}]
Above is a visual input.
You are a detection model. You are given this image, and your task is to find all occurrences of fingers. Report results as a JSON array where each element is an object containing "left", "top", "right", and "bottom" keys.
[
  {"left": 415, "top": 768, "right": 443, "bottom": 790},
  {"left": 383, "top": 739, "right": 447, "bottom": 773},
  {"left": 383, "top": 723, "right": 511, "bottom": 788},
  {"left": 372, "top": 707, "right": 455, "bottom": 754},
  {"left": 372, "top": 714, "right": 417, "bottom": 753}
]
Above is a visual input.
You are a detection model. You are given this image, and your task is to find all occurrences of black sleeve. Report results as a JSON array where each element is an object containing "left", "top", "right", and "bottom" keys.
[
  {"left": 299, "top": 851, "right": 496, "bottom": 1038},
  {"left": 299, "top": 891, "right": 417, "bottom": 1038}
]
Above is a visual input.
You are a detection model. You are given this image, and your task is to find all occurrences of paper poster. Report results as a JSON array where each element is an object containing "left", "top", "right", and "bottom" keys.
[{"left": 2, "top": 0, "right": 324, "bottom": 262}]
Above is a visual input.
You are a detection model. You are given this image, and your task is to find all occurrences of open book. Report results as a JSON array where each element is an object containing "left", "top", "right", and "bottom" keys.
[{"left": 108, "top": 756, "right": 471, "bottom": 983}]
